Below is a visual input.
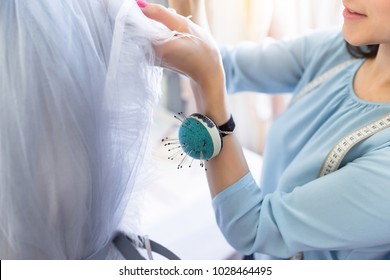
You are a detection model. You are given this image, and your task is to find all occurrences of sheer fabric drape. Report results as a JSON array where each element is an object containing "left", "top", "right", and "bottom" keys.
[{"left": 0, "top": 0, "right": 172, "bottom": 259}]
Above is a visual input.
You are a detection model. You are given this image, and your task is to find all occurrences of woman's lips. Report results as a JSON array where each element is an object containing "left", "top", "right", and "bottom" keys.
[{"left": 343, "top": 7, "right": 367, "bottom": 20}]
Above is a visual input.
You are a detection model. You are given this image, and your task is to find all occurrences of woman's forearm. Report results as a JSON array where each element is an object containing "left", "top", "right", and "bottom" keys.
[
  {"left": 190, "top": 83, "right": 250, "bottom": 198},
  {"left": 166, "top": 1, "right": 250, "bottom": 197}
]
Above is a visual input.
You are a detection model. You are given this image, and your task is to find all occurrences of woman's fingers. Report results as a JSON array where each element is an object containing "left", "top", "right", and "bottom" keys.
[
  {"left": 140, "top": 3, "right": 190, "bottom": 33},
  {"left": 137, "top": 0, "right": 224, "bottom": 100}
]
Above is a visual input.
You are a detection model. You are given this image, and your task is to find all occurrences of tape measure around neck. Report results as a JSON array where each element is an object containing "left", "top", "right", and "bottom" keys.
[
  {"left": 289, "top": 59, "right": 390, "bottom": 260},
  {"left": 289, "top": 59, "right": 390, "bottom": 178},
  {"left": 318, "top": 113, "right": 390, "bottom": 177}
]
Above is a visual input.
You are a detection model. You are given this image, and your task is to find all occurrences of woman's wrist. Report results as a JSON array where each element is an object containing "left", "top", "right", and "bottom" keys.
[
  {"left": 203, "top": 102, "right": 230, "bottom": 126},
  {"left": 190, "top": 80, "right": 230, "bottom": 126}
]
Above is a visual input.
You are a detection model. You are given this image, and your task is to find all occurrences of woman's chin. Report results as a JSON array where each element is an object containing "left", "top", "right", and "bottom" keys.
[{"left": 342, "top": 27, "right": 367, "bottom": 47}]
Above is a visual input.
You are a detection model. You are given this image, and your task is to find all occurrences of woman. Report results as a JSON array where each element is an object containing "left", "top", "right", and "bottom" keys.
[{"left": 138, "top": 0, "right": 390, "bottom": 259}]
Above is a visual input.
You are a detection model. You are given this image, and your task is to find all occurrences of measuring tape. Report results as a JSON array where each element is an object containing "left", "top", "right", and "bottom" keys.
[
  {"left": 290, "top": 59, "right": 390, "bottom": 178},
  {"left": 318, "top": 113, "right": 390, "bottom": 177}
]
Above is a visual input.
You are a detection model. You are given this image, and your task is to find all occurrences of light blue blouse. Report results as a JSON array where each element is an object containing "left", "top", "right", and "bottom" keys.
[{"left": 214, "top": 29, "right": 390, "bottom": 260}]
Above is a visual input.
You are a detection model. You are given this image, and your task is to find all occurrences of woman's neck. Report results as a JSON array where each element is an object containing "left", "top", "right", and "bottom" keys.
[
  {"left": 354, "top": 44, "right": 390, "bottom": 103},
  {"left": 372, "top": 44, "right": 390, "bottom": 76}
]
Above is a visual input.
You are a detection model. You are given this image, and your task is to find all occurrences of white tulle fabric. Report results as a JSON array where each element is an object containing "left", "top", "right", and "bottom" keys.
[{"left": 0, "top": 0, "right": 172, "bottom": 259}]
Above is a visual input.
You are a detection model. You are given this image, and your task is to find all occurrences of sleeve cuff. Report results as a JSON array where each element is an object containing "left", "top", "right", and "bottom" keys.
[{"left": 212, "top": 172, "right": 258, "bottom": 208}]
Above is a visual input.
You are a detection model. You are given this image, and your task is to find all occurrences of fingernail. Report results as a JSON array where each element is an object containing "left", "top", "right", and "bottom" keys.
[{"left": 136, "top": 0, "right": 149, "bottom": 8}]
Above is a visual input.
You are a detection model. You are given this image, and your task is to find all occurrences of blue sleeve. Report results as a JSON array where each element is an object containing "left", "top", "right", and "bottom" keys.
[
  {"left": 212, "top": 147, "right": 390, "bottom": 258},
  {"left": 220, "top": 29, "right": 342, "bottom": 94}
]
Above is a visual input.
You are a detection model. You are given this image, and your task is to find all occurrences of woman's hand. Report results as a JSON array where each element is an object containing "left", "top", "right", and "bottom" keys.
[{"left": 139, "top": 2, "right": 229, "bottom": 124}]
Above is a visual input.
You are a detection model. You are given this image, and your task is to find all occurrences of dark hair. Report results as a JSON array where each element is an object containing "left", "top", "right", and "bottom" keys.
[{"left": 346, "top": 42, "right": 379, "bottom": 58}]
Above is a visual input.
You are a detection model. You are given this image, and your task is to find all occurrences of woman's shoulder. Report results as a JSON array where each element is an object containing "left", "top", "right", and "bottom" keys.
[
  {"left": 302, "top": 27, "right": 345, "bottom": 48},
  {"left": 296, "top": 28, "right": 354, "bottom": 82},
  {"left": 271, "top": 27, "right": 352, "bottom": 79},
  {"left": 302, "top": 27, "right": 352, "bottom": 66}
]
